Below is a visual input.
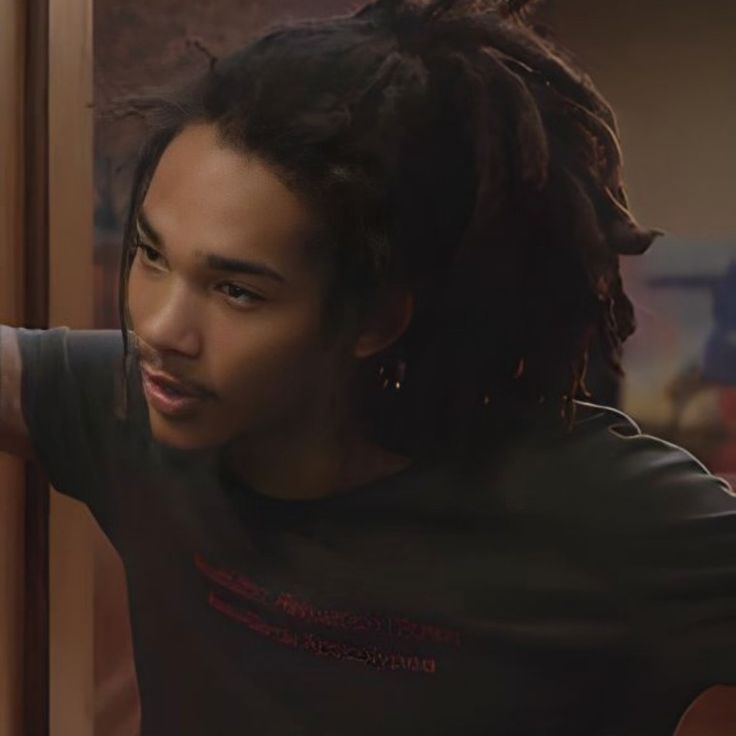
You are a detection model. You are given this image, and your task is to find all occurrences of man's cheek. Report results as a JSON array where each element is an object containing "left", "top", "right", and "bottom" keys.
[{"left": 222, "top": 366, "right": 292, "bottom": 414}]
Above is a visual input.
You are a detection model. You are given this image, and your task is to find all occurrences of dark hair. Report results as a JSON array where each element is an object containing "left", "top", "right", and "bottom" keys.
[{"left": 117, "top": 0, "right": 662, "bottom": 465}]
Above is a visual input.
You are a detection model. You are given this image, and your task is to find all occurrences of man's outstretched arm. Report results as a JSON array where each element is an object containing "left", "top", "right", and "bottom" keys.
[{"left": 0, "top": 324, "right": 36, "bottom": 460}]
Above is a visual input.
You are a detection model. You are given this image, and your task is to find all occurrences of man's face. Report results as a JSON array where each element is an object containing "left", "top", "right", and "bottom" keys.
[{"left": 127, "top": 123, "right": 348, "bottom": 451}]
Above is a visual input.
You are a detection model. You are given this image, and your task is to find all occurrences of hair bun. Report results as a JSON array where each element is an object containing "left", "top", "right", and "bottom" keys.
[
  {"left": 356, "top": 0, "right": 438, "bottom": 54},
  {"left": 499, "top": 0, "right": 543, "bottom": 18},
  {"left": 357, "top": 0, "right": 542, "bottom": 29}
]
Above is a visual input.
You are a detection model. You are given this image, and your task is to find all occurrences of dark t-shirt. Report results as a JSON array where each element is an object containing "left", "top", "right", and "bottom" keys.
[{"left": 16, "top": 326, "right": 736, "bottom": 736}]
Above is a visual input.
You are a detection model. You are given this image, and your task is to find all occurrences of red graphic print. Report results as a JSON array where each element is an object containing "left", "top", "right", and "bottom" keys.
[{"left": 194, "top": 553, "right": 462, "bottom": 674}]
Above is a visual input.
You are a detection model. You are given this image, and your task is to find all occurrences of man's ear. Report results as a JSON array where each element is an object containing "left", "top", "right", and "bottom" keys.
[{"left": 353, "top": 287, "right": 415, "bottom": 360}]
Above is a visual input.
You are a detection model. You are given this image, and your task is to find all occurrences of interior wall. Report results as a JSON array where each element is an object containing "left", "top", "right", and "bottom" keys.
[
  {"left": 551, "top": 0, "right": 736, "bottom": 240},
  {"left": 0, "top": 0, "right": 28, "bottom": 732}
]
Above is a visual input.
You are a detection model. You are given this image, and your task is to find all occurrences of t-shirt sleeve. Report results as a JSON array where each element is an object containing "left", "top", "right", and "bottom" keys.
[
  {"left": 16, "top": 326, "right": 130, "bottom": 511},
  {"left": 585, "top": 428, "right": 736, "bottom": 689}
]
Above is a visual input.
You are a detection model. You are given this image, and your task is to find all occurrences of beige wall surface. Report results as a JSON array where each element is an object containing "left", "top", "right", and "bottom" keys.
[
  {"left": 0, "top": 0, "right": 27, "bottom": 733},
  {"left": 552, "top": 0, "right": 736, "bottom": 241}
]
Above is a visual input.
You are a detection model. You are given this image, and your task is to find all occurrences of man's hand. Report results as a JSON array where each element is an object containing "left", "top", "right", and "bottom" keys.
[{"left": 0, "top": 325, "right": 36, "bottom": 459}]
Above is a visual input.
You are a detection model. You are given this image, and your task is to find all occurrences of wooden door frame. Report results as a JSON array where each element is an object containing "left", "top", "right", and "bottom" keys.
[
  {"left": 22, "top": 0, "right": 96, "bottom": 733},
  {"left": 24, "top": 0, "right": 51, "bottom": 731},
  {"left": 47, "top": 0, "right": 96, "bottom": 733}
]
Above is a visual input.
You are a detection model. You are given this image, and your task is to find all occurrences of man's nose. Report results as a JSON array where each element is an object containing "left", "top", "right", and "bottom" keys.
[{"left": 136, "top": 280, "right": 202, "bottom": 359}]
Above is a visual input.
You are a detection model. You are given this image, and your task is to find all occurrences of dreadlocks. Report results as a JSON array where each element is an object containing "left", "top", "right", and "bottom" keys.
[{"left": 117, "top": 0, "right": 662, "bottom": 464}]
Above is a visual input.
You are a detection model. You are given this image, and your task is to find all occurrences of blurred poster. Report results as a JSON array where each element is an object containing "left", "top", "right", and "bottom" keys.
[{"left": 621, "top": 239, "right": 736, "bottom": 474}]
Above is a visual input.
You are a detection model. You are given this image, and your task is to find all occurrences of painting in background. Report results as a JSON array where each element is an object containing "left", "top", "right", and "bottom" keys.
[{"left": 622, "top": 240, "right": 736, "bottom": 475}]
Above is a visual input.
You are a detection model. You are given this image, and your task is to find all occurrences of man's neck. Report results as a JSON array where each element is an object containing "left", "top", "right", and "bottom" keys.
[{"left": 221, "top": 423, "right": 412, "bottom": 502}]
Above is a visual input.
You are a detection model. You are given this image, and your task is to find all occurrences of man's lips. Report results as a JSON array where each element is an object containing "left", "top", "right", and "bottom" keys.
[{"left": 140, "top": 364, "right": 210, "bottom": 399}]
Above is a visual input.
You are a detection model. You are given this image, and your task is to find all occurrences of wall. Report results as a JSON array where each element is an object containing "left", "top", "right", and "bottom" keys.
[{"left": 552, "top": 0, "right": 736, "bottom": 240}]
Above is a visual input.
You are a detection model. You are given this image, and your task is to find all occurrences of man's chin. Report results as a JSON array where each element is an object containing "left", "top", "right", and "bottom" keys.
[{"left": 148, "top": 410, "right": 226, "bottom": 452}]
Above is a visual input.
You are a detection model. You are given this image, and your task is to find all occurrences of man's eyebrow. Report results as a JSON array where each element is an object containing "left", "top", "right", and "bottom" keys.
[
  {"left": 203, "top": 253, "right": 286, "bottom": 283},
  {"left": 136, "top": 208, "right": 161, "bottom": 247},
  {"left": 135, "top": 207, "right": 286, "bottom": 284}
]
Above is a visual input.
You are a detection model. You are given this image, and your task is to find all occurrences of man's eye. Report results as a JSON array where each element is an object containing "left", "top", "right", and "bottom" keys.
[
  {"left": 218, "top": 283, "right": 263, "bottom": 306},
  {"left": 137, "top": 242, "right": 163, "bottom": 266}
]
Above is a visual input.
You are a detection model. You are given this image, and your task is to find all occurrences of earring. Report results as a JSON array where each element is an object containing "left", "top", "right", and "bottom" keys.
[
  {"left": 394, "top": 359, "right": 407, "bottom": 391},
  {"left": 378, "top": 363, "right": 389, "bottom": 390},
  {"left": 513, "top": 357, "right": 525, "bottom": 380},
  {"left": 378, "top": 358, "right": 406, "bottom": 391}
]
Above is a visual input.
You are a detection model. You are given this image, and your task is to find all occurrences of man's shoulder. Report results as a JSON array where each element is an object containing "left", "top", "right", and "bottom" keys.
[{"left": 499, "top": 400, "right": 735, "bottom": 530}]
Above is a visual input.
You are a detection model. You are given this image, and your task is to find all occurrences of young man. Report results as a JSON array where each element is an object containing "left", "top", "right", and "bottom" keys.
[{"left": 2, "top": 0, "right": 735, "bottom": 733}]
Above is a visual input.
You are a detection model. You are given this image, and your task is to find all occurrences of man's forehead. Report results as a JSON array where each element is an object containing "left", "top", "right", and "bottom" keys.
[
  {"left": 136, "top": 199, "right": 331, "bottom": 279},
  {"left": 141, "top": 126, "right": 334, "bottom": 271}
]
